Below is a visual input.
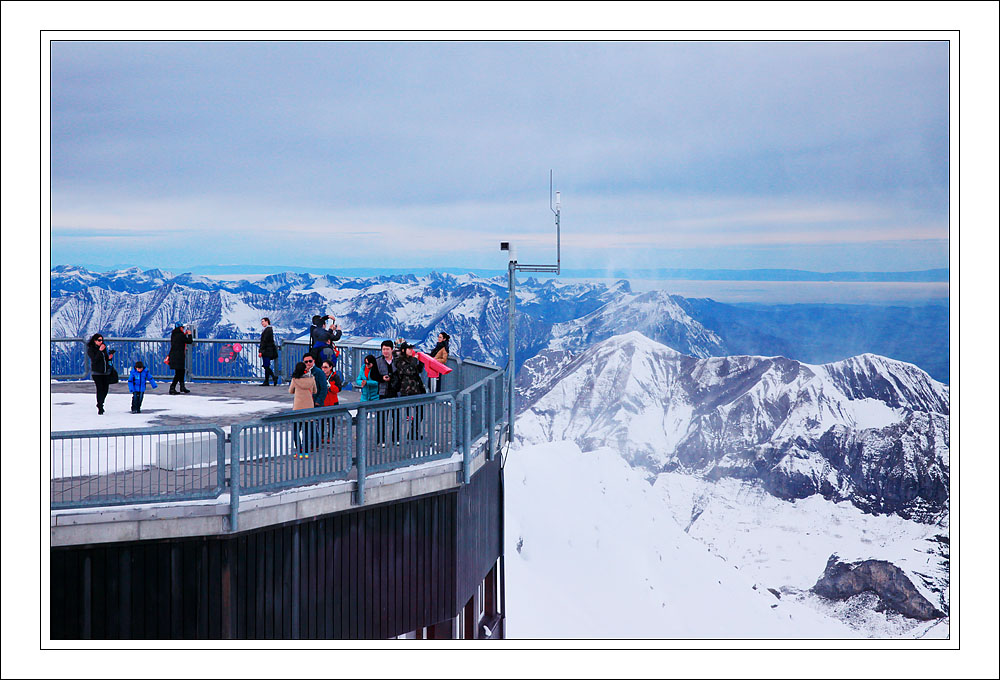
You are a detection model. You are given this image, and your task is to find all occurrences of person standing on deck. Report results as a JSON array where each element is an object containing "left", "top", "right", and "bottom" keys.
[
  {"left": 168, "top": 323, "right": 193, "bottom": 394},
  {"left": 375, "top": 340, "right": 399, "bottom": 445},
  {"left": 259, "top": 317, "right": 279, "bottom": 386},
  {"left": 309, "top": 314, "right": 342, "bottom": 368},
  {"left": 127, "top": 360, "right": 157, "bottom": 414},
  {"left": 86, "top": 332, "right": 115, "bottom": 415},
  {"left": 288, "top": 361, "right": 317, "bottom": 458},
  {"left": 425, "top": 331, "right": 450, "bottom": 393}
]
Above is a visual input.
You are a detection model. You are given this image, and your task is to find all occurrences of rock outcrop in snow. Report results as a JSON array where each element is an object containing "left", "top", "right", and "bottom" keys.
[{"left": 812, "top": 555, "right": 945, "bottom": 620}]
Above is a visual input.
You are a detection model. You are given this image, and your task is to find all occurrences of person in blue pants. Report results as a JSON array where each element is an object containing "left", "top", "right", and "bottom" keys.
[{"left": 127, "top": 360, "right": 158, "bottom": 413}]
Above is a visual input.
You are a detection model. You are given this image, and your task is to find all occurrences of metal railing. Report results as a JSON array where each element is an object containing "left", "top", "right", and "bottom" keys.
[
  {"left": 50, "top": 425, "right": 227, "bottom": 509},
  {"left": 52, "top": 336, "right": 386, "bottom": 384},
  {"left": 50, "top": 346, "right": 509, "bottom": 524},
  {"left": 232, "top": 405, "right": 357, "bottom": 495},
  {"left": 51, "top": 338, "right": 88, "bottom": 379}
]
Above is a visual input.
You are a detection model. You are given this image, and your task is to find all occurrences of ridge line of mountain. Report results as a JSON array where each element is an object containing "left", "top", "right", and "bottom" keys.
[{"left": 51, "top": 264, "right": 949, "bottom": 282}]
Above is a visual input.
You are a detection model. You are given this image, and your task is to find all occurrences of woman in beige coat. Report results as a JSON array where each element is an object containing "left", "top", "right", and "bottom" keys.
[{"left": 288, "top": 361, "right": 316, "bottom": 457}]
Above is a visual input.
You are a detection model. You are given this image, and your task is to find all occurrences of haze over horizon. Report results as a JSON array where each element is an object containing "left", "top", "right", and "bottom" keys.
[{"left": 51, "top": 41, "right": 949, "bottom": 273}]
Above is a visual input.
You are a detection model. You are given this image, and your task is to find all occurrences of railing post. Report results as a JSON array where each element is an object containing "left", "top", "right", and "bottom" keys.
[
  {"left": 82, "top": 337, "right": 90, "bottom": 379},
  {"left": 355, "top": 406, "right": 366, "bottom": 505},
  {"left": 487, "top": 378, "right": 496, "bottom": 461},
  {"left": 185, "top": 327, "right": 197, "bottom": 380},
  {"left": 462, "top": 391, "right": 472, "bottom": 484},
  {"left": 229, "top": 425, "right": 240, "bottom": 533}
]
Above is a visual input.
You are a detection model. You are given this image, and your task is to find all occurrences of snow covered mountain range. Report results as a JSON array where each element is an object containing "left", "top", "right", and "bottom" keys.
[
  {"left": 50, "top": 266, "right": 949, "bottom": 380},
  {"left": 517, "top": 331, "right": 949, "bottom": 522},
  {"left": 50, "top": 266, "right": 621, "bottom": 367}
]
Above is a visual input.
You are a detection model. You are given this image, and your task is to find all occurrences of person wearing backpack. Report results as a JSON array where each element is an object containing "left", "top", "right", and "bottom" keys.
[
  {"left": 309, "top": 313, "right": 342, "bottom": 368},
  {"left": 127, "top": 360, "right": 158, "bottom": 414}
]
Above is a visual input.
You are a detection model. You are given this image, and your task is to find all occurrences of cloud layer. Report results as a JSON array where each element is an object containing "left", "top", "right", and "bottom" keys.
[{"left": 50, "top": 40, "right": 950, "bottom": 271}]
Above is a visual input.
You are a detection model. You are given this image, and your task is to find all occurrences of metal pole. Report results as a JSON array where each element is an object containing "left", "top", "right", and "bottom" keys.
[
  {"left": 356, "top": 407, "right": 366, "bottom": 505},
  {"left": 463, "top": 392, "right": 472, "bottom": 484},
  {"left": 229, "top": 425, "right": 240, "bottom": 533},
  {"left": 507, "top": 259, "right": 516, "bottom": 443}
]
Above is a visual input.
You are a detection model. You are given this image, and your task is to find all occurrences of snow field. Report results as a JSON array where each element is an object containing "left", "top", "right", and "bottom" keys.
[
  {"left": 651, "top": 472, "right": 949, "bottom": 638},
  {"left": 504, "top": 441, "right": 854, "bottom": 638}
]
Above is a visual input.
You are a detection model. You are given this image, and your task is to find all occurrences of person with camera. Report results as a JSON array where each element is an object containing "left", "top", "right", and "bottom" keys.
[
  {"left": 86, "top": 332, "right": 116, "bottom": 415},
  {"left": 309, "top": 313, "right": 343, "bottom": 368}
]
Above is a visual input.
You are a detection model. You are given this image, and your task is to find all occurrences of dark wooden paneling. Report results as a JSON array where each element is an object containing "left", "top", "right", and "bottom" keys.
[
  {"left": 456, "top": 457, "right": 502, "bottom": 607},
  {"left": 51, "top": 461, "right": 502, "bottom": 640}
]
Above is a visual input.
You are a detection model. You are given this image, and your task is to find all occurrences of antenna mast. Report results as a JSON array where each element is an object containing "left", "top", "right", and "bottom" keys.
[{"left": 500, "top": 172, "right": 563, "bottom": 447}]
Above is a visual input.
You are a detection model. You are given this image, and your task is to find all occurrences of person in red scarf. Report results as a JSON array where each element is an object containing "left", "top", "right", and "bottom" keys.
[
  {"left": 321, "top": 359, "right": 343, "bottom": 406},
  {"left": 319, "top": 359, "right": 344, "bottom": 445}
]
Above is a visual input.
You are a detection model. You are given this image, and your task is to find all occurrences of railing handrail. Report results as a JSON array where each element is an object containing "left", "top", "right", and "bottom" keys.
[
  {"left": 255, "top": 392, "right": 455, "bottom": 423},
  {"left": 51, "top": 424, "right": 227, "bottom": 439},
  {"left": 52, "top": 335, "right": 382, "bottom": 345}
]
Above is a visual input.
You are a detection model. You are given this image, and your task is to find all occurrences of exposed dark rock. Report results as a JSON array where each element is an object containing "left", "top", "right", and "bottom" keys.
[{"left": 812, "top": 555, "right": 944, "bottom": 621}]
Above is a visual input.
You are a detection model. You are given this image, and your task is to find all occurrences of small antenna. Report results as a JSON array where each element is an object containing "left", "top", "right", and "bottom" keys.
[{"left": 550, "top": 170, "right": 561, "bottom": 275}]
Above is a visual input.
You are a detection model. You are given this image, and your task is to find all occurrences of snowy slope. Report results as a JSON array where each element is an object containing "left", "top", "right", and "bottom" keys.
[
  {"left": 651, "top": 473, "right": 949, "bottom": 638},
  {"left": 504, "top": 441, "right": 855, "bottom": 638}
]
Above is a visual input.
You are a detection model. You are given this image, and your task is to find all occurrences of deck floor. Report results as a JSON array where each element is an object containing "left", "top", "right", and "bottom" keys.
[{"left": 50, "top": 380, "right": 361, "bottom": 429}]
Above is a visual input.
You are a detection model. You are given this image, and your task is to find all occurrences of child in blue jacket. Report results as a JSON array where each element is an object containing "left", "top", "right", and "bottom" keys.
[{"left": 128, "top": 361, "right": 158, "bottom": 413}]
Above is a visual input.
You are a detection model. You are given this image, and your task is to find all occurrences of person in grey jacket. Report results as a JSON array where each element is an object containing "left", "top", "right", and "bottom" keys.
[{"left": 86, "top": 332, "right": 115, "bottom": 415}]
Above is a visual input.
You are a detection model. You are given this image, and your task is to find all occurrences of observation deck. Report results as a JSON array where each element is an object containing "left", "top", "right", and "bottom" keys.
[{"left": 49, "top": 338, "right": 509, "bottom": 639}]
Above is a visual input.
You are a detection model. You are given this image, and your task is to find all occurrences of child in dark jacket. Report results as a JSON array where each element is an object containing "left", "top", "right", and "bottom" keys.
[{"left": 128, "top": 361, "right": 158, "bottom": 413}]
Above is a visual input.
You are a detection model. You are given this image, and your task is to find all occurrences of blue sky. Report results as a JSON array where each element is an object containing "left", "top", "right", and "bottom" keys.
[{"left": 50, "top": 40, "right": 950, "bottom": 273}]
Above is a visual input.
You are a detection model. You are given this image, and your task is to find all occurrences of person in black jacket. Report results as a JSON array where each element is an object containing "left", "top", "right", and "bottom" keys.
[
  {"left": 168, "top": 323, "right": 193, "bottom": 394},
  {"left": 258, "top": 317, "right": 279, "bottom": 386},
  {"left": 309, "top": 314, "right": 343, "bottom": 368},
  {"left": 394, "top": 342, "right": 426, "bottom": 440},
  {"left": 86, "top": 332, "right": 115, "bottom": 415}
]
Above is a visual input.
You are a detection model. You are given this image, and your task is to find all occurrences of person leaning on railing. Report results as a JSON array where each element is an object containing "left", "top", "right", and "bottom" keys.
[{"left": 86, "top": 332, "right": 115, "bottom": 415}]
